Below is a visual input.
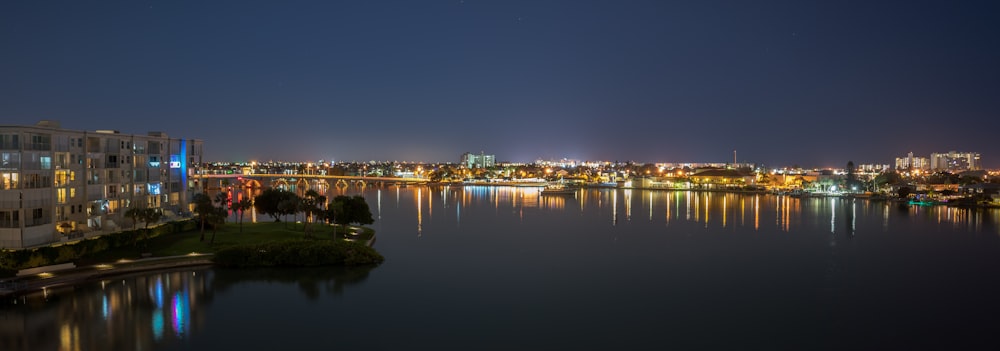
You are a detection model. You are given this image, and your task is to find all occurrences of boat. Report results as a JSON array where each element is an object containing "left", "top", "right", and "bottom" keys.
[{"left": 541, "top": 183, "right": 577, "bottom": 196}]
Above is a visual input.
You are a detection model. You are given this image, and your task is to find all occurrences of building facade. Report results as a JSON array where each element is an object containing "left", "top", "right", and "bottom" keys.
[
  {"left": 930, "top": 151, "right": 981, "bottom": 172},
  {"left": 894, "top": 152, "right": 929, "bottom": 171},
  {"left": 0, "top": 121, "right": 202, "bottom": 249},
  {"left": 461, "top": 152, "right": 495, "bottom": 169}
]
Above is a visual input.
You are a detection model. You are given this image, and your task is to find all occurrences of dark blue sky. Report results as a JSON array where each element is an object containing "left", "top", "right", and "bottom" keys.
[{"left": 2, "top": 1, "right": 998, "bottom": 167}]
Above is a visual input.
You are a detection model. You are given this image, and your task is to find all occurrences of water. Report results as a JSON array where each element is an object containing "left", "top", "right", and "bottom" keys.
[{"left": 4, "top": 186, "right": 1000, "bottom": 350}]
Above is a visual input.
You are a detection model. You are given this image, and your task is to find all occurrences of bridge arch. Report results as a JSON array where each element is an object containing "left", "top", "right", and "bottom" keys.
[
  {"left": 295, "top": 178, "right": 310, "bottom": 196},
  {"left": 273, "top": 178, "right": 290, "bottom": 191},
  {"left": 312, "top": 179, "right": 331, "bottom": 194},
  {"left": 240, "top": 178, "right": 262, "bottom": 189}
]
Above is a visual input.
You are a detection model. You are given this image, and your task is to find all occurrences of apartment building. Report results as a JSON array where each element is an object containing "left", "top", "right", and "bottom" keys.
[
  {"left": 461, "top": 151, "right": 496, "bottom": 169},
  {"left": 0, "top": 121, "right": 202, "bottom": 249},
  {"left": 930, "top": 151, "right": 981, "bottom": 172},
  {"left": 894, "top": 152, "right": 929, "bottom": 171}
]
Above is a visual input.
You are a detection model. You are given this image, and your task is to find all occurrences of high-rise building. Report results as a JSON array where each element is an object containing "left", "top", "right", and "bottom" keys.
[
  {"left": 461, "top": 151, "right": 495, "bottom": 169},
  {"left": 894, "top": 152, "right": 929, "bottom": 171},
  {"left": 930, "top": 151, "right": 981, "bottom": 172},
  {"left": 0, "top": 121, "right": 203, "bottom": 249}
]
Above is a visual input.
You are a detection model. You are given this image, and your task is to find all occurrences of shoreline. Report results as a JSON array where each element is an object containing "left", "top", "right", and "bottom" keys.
[
  {"left": 0, "top": 254, "right": 215, "bottom": 297},
  {"left": 1, "top": 224, "right": 379, "bottom": 297}
]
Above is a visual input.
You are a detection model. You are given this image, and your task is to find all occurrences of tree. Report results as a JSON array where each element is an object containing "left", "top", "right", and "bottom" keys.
[
  {"left": 233, "top": 198, "right": 253, "bottom": 233},
  {"left": 278, "top": 196, "right": 300, "bottom": 228},
  {"left": 325, "top": 200, "right": 345, "bottom": 238},
  {"left": 140, "top": 208, "right": 162, "bottom": 231},
  {"left": 872, "top": 171, "right": 902, "bottom": 194},
  {"left": 124, "top": 206, "right": 161, "bottom": 246},
  {"left": 327, "top": 195, "right": 374, "bottom": 236},
  {"left": 138, "top": 208, "right": 162, "bottom": 246},
  {"left": 209, "top": 207, "right": 226, "bottom": 244},
  {"left": 254, "top": 188, "right": 298, "bottom": 222},
  {"left": 301, "top": 189, "right": 326, "bottom": 237},
  {"left": 846, "top": 161, "right": 858, "bottom": 192},
  {"left": 192, "top": 193, "right": 215, "bottom": 242},
  {"left": 215, "top": 192, "right": 230, "bottom": 215},
  {"left": 125, "top": 207, "right": 143, "bottom": 230}
]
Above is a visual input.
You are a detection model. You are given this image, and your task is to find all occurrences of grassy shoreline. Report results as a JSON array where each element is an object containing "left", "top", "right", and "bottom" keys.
[
  {"left": 68, "top": 221, "right": 375, "bottom": 265},
  {"left": 1, "top": 221, "right": 381, "bottom": 291}
]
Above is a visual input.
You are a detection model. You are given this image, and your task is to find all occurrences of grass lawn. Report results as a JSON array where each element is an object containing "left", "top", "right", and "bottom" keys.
[{"left": 76, "top": 221, "right": 375, "bottom": 265}]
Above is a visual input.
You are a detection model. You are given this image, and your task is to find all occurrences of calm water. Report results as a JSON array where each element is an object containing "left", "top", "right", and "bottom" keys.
[{"left": 4, "top": 186, "right": 1000, "bottom": 350}]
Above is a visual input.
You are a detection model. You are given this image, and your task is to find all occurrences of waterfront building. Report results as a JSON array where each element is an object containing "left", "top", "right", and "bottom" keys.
[
  {"left": 930, "top": 151, "right": 981, "bottom": 172},
  {"left": 0, "top": 121, "right": 202, "bottom": 249},
  {"left": 461, "top": 151, "right": 495, "bottom": 169},
  {"left": 857, "top": 163, "right": 890, "bottom": 173},
  {"left": 688, "top": 169, "right": 756, "bottom": 189},
  {"left": 895, "top": 152, "right": 929, "bottom": 171}
]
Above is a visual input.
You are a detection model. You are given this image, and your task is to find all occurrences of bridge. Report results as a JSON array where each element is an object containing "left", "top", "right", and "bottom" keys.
[{"left": 193, "top": 173, "right": 428, "bottom": 194}]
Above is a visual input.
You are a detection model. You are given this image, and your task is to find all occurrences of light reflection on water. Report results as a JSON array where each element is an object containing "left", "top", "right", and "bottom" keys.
[
  {"left": 8, "top": 185, "right": 999, "bottom": 350},
  {"left": 0, "top": 269, "right": 209, "bottom": 351},
  {"left": 219, "top": 182, "right": 1000, "bottom": 245},
  {"left": 330, "top": 186, "right": 997, "bottom": 237},
  {"left": 215, "top": 184, "right": 1000, "bottom": 237},
  {"left": 1, "top": 265, "right": 376, "bottom": 351}
]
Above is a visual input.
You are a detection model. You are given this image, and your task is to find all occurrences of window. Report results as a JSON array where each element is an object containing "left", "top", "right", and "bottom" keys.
[
  {"left": 1, "top": 172, "right": 17, "bottom": 190},
  {"left": 22, "top": 173, "right": 51, "bottom": 189},
  {"left": 0, "top": 210, "right": 18, "bottom": 228},
  {"left": 27, "top": 208, "right": 48, "bottom": 227},
  {"left": 55, "top": 170, "right": 71, "bottom": 186},
  {"left": 0, "top": 152, "right": 19, "bottom": 170},
  {"left": 55, "top": 153, "right": 68, "bottom": 169},
  {"left": 27, "top": 134, "right": 51, "bottom": 151},
  {"left": 148, "top": 182, "right": 161, "bottom": 195},
  {"left": 54, "top": 135, "right": 70, "bottom": 152},
  {"left": 0, "top": 134, "right": 19, "bottom": 150}
]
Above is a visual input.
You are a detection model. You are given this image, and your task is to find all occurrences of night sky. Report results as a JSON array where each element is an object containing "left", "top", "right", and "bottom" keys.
[{"left": 2, "top": 1, "right": 998, "bottom": 167}]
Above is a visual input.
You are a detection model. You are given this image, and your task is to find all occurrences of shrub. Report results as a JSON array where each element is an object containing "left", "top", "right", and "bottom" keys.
[
  {"left": 214, "top": 241, "right": 383, "bottom": 268},
  {"left": 0, "top": 219, "right": 198, "bottom": 272}
]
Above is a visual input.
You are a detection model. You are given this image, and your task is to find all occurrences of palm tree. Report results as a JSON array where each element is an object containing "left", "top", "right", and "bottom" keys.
[
  {"left": 233, "top": 198, "right": 252, "bottom": 233},
  {"left": 215, "top": 192, "right": 230, "bottom": 218},
  {"left": 192, "top": 193, "right": 215, "bottom": 242},
  {"left": 209, "top": 207, "right": 226, "bottom": 244},
  {"left": 301, "top": 189, "right": 326, "bottom": 237},
  {"left": 125, "top": 207, "right": 142, "bottom": 230}
]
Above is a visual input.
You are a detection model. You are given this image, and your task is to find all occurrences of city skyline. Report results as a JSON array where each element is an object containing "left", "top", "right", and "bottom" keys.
[
  {"left": 0, "top": 119, "right": 992, "bottom": 169},
  {"left": 2, "top": 1, "right": 998, "bottom": 167}
]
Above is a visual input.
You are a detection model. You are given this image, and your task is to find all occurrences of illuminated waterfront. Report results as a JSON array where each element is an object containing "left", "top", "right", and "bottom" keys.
[{"left": 5, "top": 186, "right": 1000, "bottom": 350}]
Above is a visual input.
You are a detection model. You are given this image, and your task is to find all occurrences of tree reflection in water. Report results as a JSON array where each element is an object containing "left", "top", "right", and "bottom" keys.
[{"left": 212, "top": 265, "right": 376, "bottom": 301}]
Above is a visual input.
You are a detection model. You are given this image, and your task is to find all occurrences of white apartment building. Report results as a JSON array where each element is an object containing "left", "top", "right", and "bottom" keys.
[
  {"left": 930, "top": 151, "right": 981, "bottom": 172},
  {"left": 0, "top": 121, "right": 203, "bottom": 249},
  {"left": 894, "top": 152, "right": 929, "bottom": 171},
  {"left": 461, "top": 151, "right": 496, "bottom": 169}
]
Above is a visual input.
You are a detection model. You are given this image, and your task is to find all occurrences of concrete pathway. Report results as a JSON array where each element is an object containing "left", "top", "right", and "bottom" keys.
[{"left": 0, "top": 254, "right": 215, "bottom": 296}]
